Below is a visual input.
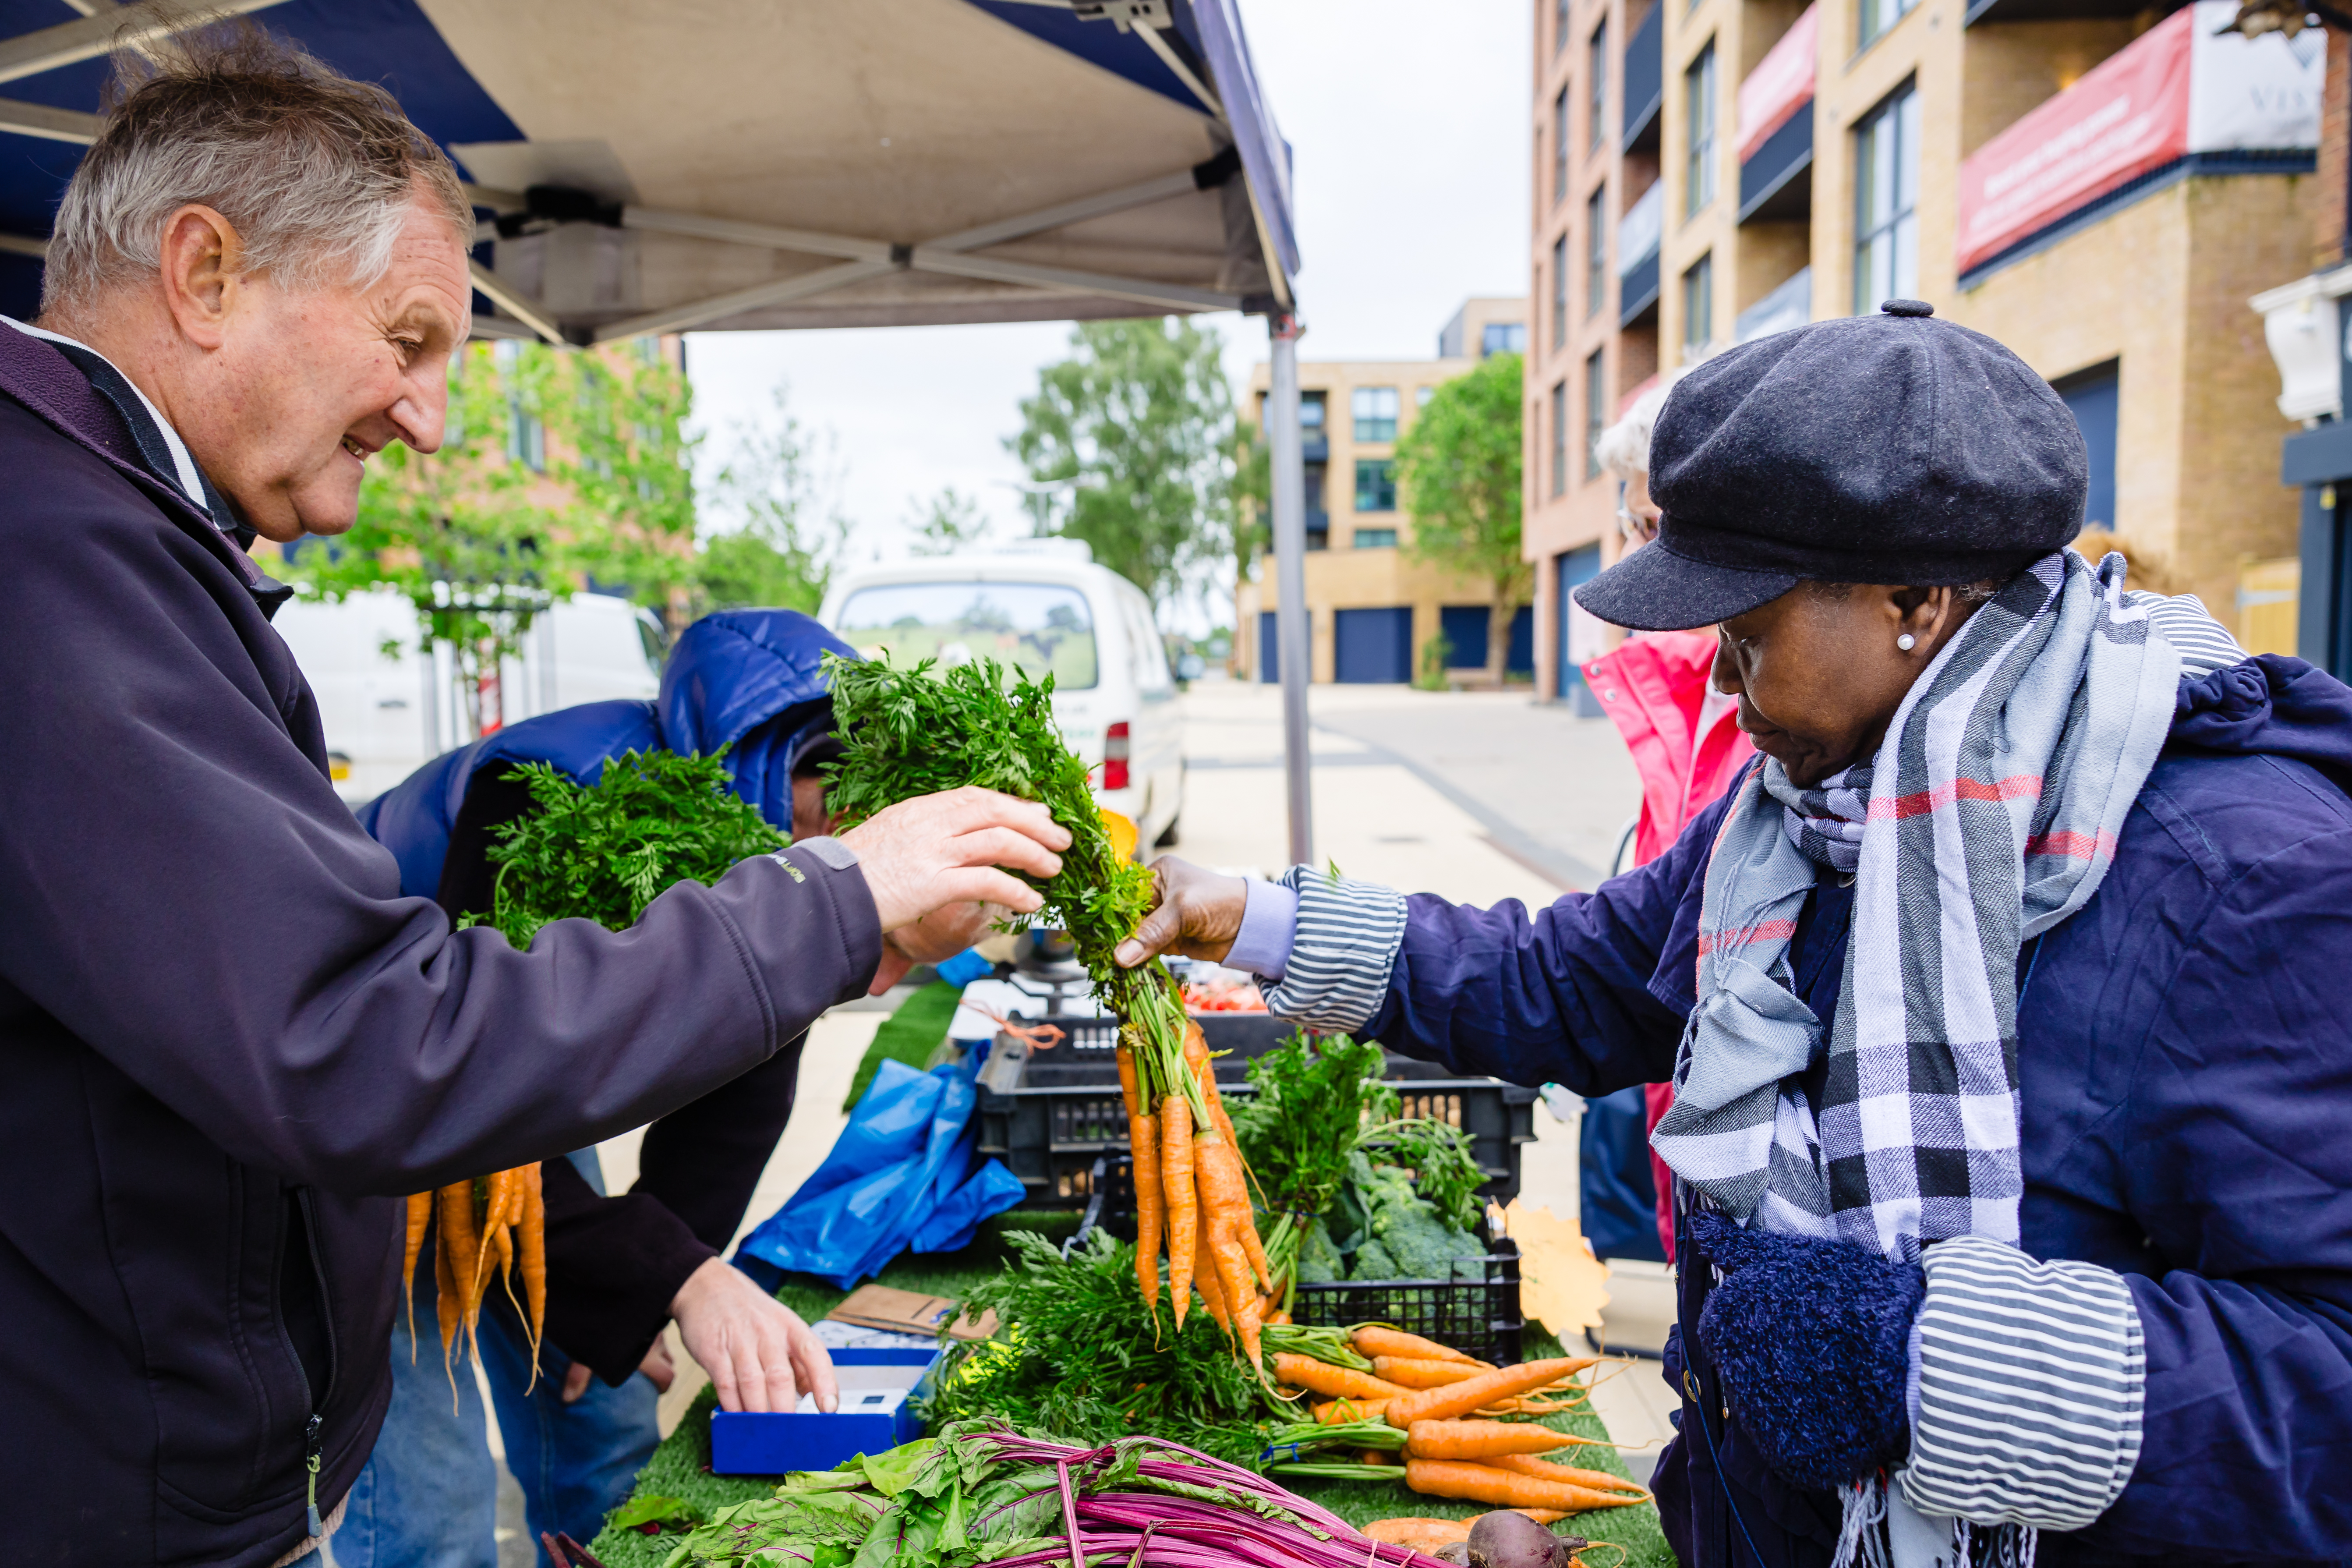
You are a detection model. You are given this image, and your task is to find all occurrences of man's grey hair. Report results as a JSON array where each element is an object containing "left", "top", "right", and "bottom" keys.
[
  {"left": 1594, "top": 362, "right": 1700, "bottom": 480},
  {"left": 42, "top": 27, "right": 472, "bottom": 313}
]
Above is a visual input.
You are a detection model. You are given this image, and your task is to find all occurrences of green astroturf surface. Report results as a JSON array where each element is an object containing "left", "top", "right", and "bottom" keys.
[
  {"left": 586, "top": 1209, "right": 1671, "bottom": 1568},
  {"left": 837, "top": 979, "right": 963, "bottom": 1113}
]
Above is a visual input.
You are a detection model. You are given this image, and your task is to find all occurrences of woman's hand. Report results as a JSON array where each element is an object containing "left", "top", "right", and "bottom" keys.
[
  {"left": 668, "top": 1256, "right": 838, "bottom": 1414},
  {"left": 1112, "top": 856, "right": 1252, "bottom": 968}
]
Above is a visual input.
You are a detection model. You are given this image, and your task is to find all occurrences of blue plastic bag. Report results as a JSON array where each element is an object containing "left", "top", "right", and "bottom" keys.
[{"left": 736, "top": 1054, "right": 1025, "bottom": 1290}]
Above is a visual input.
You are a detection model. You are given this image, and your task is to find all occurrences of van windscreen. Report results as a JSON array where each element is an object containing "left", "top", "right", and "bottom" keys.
[{"left": 835, "top": 582, "right": 1098, "bottom": 690}]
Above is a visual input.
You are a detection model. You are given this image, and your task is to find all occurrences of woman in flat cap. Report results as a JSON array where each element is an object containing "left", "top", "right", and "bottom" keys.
[{"left": 1122, "top": 301, "right": 2352, "bottom": 1568}]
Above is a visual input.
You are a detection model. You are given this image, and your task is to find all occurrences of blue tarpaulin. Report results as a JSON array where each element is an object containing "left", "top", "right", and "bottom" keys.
[{"left": 736, "top": 1055, "right": 1025, "bottom": 1291}]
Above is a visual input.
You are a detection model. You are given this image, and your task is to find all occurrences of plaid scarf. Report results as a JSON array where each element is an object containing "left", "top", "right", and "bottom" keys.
[{"left": 1650, "top": 551, "right": 2189, "bottom": 1261}]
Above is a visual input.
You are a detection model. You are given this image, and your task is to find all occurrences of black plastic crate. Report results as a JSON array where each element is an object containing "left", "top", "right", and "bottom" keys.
[
  {"left": 1067, "top": 1161, "right": 1524, "bottom": 1367},
  {"left": 974, "top": 1021, "right": 1538, "bottom": 1210},
  {"left": 1291, "top": 1235, "right": 1524, "bottom": 1369}
]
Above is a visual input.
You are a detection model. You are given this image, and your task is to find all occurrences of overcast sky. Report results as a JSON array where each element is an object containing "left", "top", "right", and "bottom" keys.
[{"left": 683, "top": 0, "right": 1532, "bottom": 614}]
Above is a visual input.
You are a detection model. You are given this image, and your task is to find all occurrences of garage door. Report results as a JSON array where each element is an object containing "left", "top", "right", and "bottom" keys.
[{"left": 1334, "top": 606, "right": 1413, "bottom": 683}]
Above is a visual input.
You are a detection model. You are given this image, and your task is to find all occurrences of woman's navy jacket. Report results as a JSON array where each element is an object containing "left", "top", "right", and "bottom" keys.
[{"left": 1369, "top": 656, "right": 2352, "bottom": 1567}]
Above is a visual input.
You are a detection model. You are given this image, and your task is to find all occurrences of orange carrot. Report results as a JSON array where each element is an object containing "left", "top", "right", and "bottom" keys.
[
  {"left": 1193, "top": 1124, "right": 1271, "bottom": 1309},
  {"left": 402, "top": 1192, "right": 431, "bottom": 1363},
  {"left": 1404, "top": 1458, "right": 1649, "bottom": 1512},
  {"left": 518, "top": 1161, "right": 546, "bottom": 1385},
  {"left": 1160, "top": 1094, "right": 1195, "bottom": 1329},
  {"left": 1313, "top": 1397, "right": 1393, "bottom": 1424},
  {"left": 1373, "top": 1355, "right": 1490, "bottom": 1389},
  {"left": 1272, "top": 1352, "right": 1410, "bottom": 1402},
  {"left": 1115, "top": 1041, "right": 1143, "bottom": 1119},
  {"left": 1192, "top": 1221, "right": 1231, "bottom": 1332},
  {"left": 1405, "top": 1419, "right": 1586, "bottom": 1459},
  {"left": 437, "top": 1182, "right": 478, "bottom": 1334},
  {"left": 470, "top": 1168, "right": 513, "bottom": 1314},
  {"left": 1485, "top": 1455, "right": 1650, "bottom": 1495},
  {"left": 1130, "top": 1110, "right": 1164, "bottom": 1317},
  {"left": 433, "top": 1210, "right": 459, "bottom": 1401},
  {"left": 1362, "top": 1518, "right": 1470, "bottom": 1550},
  {"left": 1353, "top": 1325, "right": 1484, "bottom": 1366},
  {"left": 1385, "top": 1356, "right": 1597, "bottom": 1427}
]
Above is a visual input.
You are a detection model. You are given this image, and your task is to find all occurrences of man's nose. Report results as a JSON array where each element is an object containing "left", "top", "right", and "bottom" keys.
[{"left": 389, "top": 381, "right": 446, "bottom": 454}]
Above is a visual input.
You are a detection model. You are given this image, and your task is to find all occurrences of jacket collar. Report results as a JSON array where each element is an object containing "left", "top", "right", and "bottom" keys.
[{"left": 0, "top": 317, "right": 291, "bottom": 616}]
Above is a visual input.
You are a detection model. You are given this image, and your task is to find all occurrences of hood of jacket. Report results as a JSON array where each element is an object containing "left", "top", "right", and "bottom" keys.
[
  {"left": 359, "top": 608, "right": 857, "bottom": 900},
  {"left": 659, "top": 608, "right": 859, "bottom": 826},
  {"left": 2170, "top": 654, "right": 2352, "bottom": 788}
]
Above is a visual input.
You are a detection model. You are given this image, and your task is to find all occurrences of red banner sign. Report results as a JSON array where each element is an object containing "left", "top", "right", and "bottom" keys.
[{"left": 1737, "top": 4, "right": 1817, "bottom": 163}]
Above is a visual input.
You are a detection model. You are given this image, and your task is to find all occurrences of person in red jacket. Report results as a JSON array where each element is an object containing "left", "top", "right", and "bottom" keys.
[{"left": 1581, "top": 372, "right": 1753, "bottom": 1261}]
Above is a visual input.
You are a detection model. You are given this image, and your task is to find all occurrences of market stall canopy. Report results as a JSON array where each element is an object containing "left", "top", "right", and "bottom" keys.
[{"left": 0, "top": 0, "right": 1298, "bottom": 340}]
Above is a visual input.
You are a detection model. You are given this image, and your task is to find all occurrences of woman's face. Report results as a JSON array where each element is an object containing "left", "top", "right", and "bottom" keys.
[{"left": 1711, "top": 581, "right": 1981, "bottom": 787}]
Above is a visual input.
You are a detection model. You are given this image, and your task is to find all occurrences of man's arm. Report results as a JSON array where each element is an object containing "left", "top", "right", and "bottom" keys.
[{"left": 0, "top": 496, "right": 1058, "bottom": 1193}]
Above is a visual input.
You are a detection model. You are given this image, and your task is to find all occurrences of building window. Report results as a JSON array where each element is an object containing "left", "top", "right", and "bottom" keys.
[
  {"left": 1684, "top": 43, "right": 1717, "bottom": 218},
  {"left": 1556, "top": 0, "right": 1571, "bottom": 53},
  {"left": 1682, "top": 252, "right": 1713, "bottom": 354},
  {"left": 1853, "top": 82, "right": 1921, "bottom": 315},
  {"left": 1551, "top": 236, "right": 1569, "bottom": 350},
  {"left": 1553, "top": 88, "right": 1571, "bottom": 203},
  {"left": 1859, "top": 0, "right": 1918, "bottom": 48},
  {"left": 1355, "top": 459, "right": 1397, "bottom": 512},
  {"left": 1353, "top": 527, "right": 1399, "bottom": 548},
  {"left": 1587, "top": 24, "right": 1608, "bottom": 154},
  {"left": 1352, "top": 386, "right": 1399, "bottom": 442},
  {"left": 1550, "top": 382, "right": 1568, "bottom": 498},
  {"left": 1585, "top": 187, "right": 1606, "bottom": 318},
  {"left": 1482, "top": 322, "right": 1526, "bottom": 357},
  {"left": 1416, "top": 385, "right": 1436, "bottom": 407},
  {"left": 2054, "top": 360, "right": 2120, "bottom": 531},
  {"left": 1583, "top": 350, "right": 1606, "bottom": 479}
]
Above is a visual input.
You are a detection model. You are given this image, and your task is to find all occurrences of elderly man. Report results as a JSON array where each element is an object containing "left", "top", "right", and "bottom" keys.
[{"left": 0, "top": 35, "right": 1066, "bottom": 1568}]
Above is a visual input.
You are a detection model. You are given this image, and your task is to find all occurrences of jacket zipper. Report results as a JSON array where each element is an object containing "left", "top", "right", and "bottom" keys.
[{"left": 284, "top": 1187, "right": 340, "bottom": 1537}]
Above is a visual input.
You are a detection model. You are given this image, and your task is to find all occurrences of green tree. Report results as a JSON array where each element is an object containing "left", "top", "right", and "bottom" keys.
[
  {"left": 285, "top": 339, "right": 654, "bottom": 737},
  {"left": 1394, "top": 351, "right": 1529, "bottom": 680},
  {"left": 1010, "top": 318, "right": 1236, "bottom": 616},
  {"left": 907, "top": 485, "right": 991, "bottom": 556},
  {"left": 697, "top": 386, "right": 851, "bottom": 615}
]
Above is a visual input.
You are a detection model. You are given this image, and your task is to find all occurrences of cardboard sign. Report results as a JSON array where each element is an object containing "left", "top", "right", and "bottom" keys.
[{"left": 827, "top": 1285, "right": 997, "bottom": 1342}]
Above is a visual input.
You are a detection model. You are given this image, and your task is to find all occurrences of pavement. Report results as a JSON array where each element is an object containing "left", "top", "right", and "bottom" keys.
[{"left": 430, "top": 677, "right": 1681, "bottom": 1562}]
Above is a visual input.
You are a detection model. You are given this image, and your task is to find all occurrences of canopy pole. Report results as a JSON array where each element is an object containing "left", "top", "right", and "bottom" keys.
[{"left": 1267, "top": 311, "right": 1313, "bottom": 870}]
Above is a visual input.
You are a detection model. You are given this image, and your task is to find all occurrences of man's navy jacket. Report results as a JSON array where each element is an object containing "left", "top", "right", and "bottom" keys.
[
  {"left": 1372, "top": 656, "right": 2352, "bottom": 1566},
  {"left": 0, "top": 332, "right": 882, "bottom": 1564}
]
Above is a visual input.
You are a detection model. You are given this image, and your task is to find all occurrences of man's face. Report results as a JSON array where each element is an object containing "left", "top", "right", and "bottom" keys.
[{"left": 196, "top": 193, "right": 470, "bottom": 542}]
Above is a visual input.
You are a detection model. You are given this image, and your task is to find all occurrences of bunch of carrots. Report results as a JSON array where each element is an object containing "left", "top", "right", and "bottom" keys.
[
  {"left": 1266, "top": 1326, "right": 1652, "bottom": 1516},
  {"left": 1117, "top": 1016, "right": 1278, "bottom": 1367},
  {"left": 402, "top": 1166, "right": 547, "bottom": 1400}
]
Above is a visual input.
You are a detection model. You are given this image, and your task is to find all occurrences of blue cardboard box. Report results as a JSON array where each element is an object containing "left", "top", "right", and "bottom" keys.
[{"left": 708, "top": 1346, "right": 941, "bottom": 1476}]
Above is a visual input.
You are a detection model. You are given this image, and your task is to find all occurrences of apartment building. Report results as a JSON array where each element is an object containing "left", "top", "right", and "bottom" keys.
[
  {"left": 1238, "top": 298, "right": 1531, "bottom": 685},
  {"left": 1524, "top": 0, "right": 1663, "bottom": 711},
  {"left": 1526, "top": 0, "right": 2323, "bottom": 701}
]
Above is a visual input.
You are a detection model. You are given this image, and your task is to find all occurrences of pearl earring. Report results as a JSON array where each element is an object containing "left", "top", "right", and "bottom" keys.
[{"left": 1897, "top": 634, "right": 1917, "bottom": 651}]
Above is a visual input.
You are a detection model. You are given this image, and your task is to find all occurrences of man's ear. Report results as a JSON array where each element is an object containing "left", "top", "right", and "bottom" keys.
[{"left": 157, "top": 204, "right": 246, "bottom": 351}]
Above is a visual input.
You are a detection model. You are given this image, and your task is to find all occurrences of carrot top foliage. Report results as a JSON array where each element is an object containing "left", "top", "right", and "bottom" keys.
[
  {"left": 819, "top": 652, "right": 1190, "bottom": 1093},
  {"left": 472, "top": 750, "right": 785, "bottom": 946}
]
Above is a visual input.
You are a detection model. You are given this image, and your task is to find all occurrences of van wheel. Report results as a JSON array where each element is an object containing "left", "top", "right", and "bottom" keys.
[{"left": 1154, "top": 812, "right": 1181, "bottom": 849}]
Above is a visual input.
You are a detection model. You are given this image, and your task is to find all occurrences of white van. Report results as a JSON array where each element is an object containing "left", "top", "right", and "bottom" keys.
[
  {"left": 271, "top": 588, "right": 667, "bottom": 805},
  {"left": 819, "top": 542, "right": 1185, "bottom": 850}
]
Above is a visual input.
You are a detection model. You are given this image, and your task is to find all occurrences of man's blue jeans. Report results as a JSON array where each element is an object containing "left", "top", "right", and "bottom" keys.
[{"left": 336, "top": 1246, "right": 660, "bottom": 1564}]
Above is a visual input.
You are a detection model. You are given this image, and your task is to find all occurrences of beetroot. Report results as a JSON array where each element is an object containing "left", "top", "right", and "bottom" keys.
[{"left": 1464, "top": 1509, "right": 1587, "bottom": 1568}]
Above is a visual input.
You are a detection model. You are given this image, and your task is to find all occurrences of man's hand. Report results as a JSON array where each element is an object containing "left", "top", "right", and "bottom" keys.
[
  {"left": 867, "top": 902, "right": 1012, "bottom": 995},
  {"left": 669, "top": 1256, "right": 838, "bottom": 1414},
  {"left": 839, "top": 787, "right": 1069, "bottom": 933},
  {"left": 1112, "top": 856, "right": 1251, "bottom": 968}
]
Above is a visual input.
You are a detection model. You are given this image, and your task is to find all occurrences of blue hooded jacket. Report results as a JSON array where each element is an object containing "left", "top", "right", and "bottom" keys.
[
  {"left": 357, "top": 608, "right": 856, "bottom": 897},
  {"left": 1367, "top": 656, "right": 2352, "bottom": 1567}
]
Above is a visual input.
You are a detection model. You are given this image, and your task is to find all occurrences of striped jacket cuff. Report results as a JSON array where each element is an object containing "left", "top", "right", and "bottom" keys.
[
  {"left": 1896, "top": 1235, "right": 2144, "bottom": 1533},
  {"left": 1258, "top": 865, "right": 1408, "bottom": 1034}
]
